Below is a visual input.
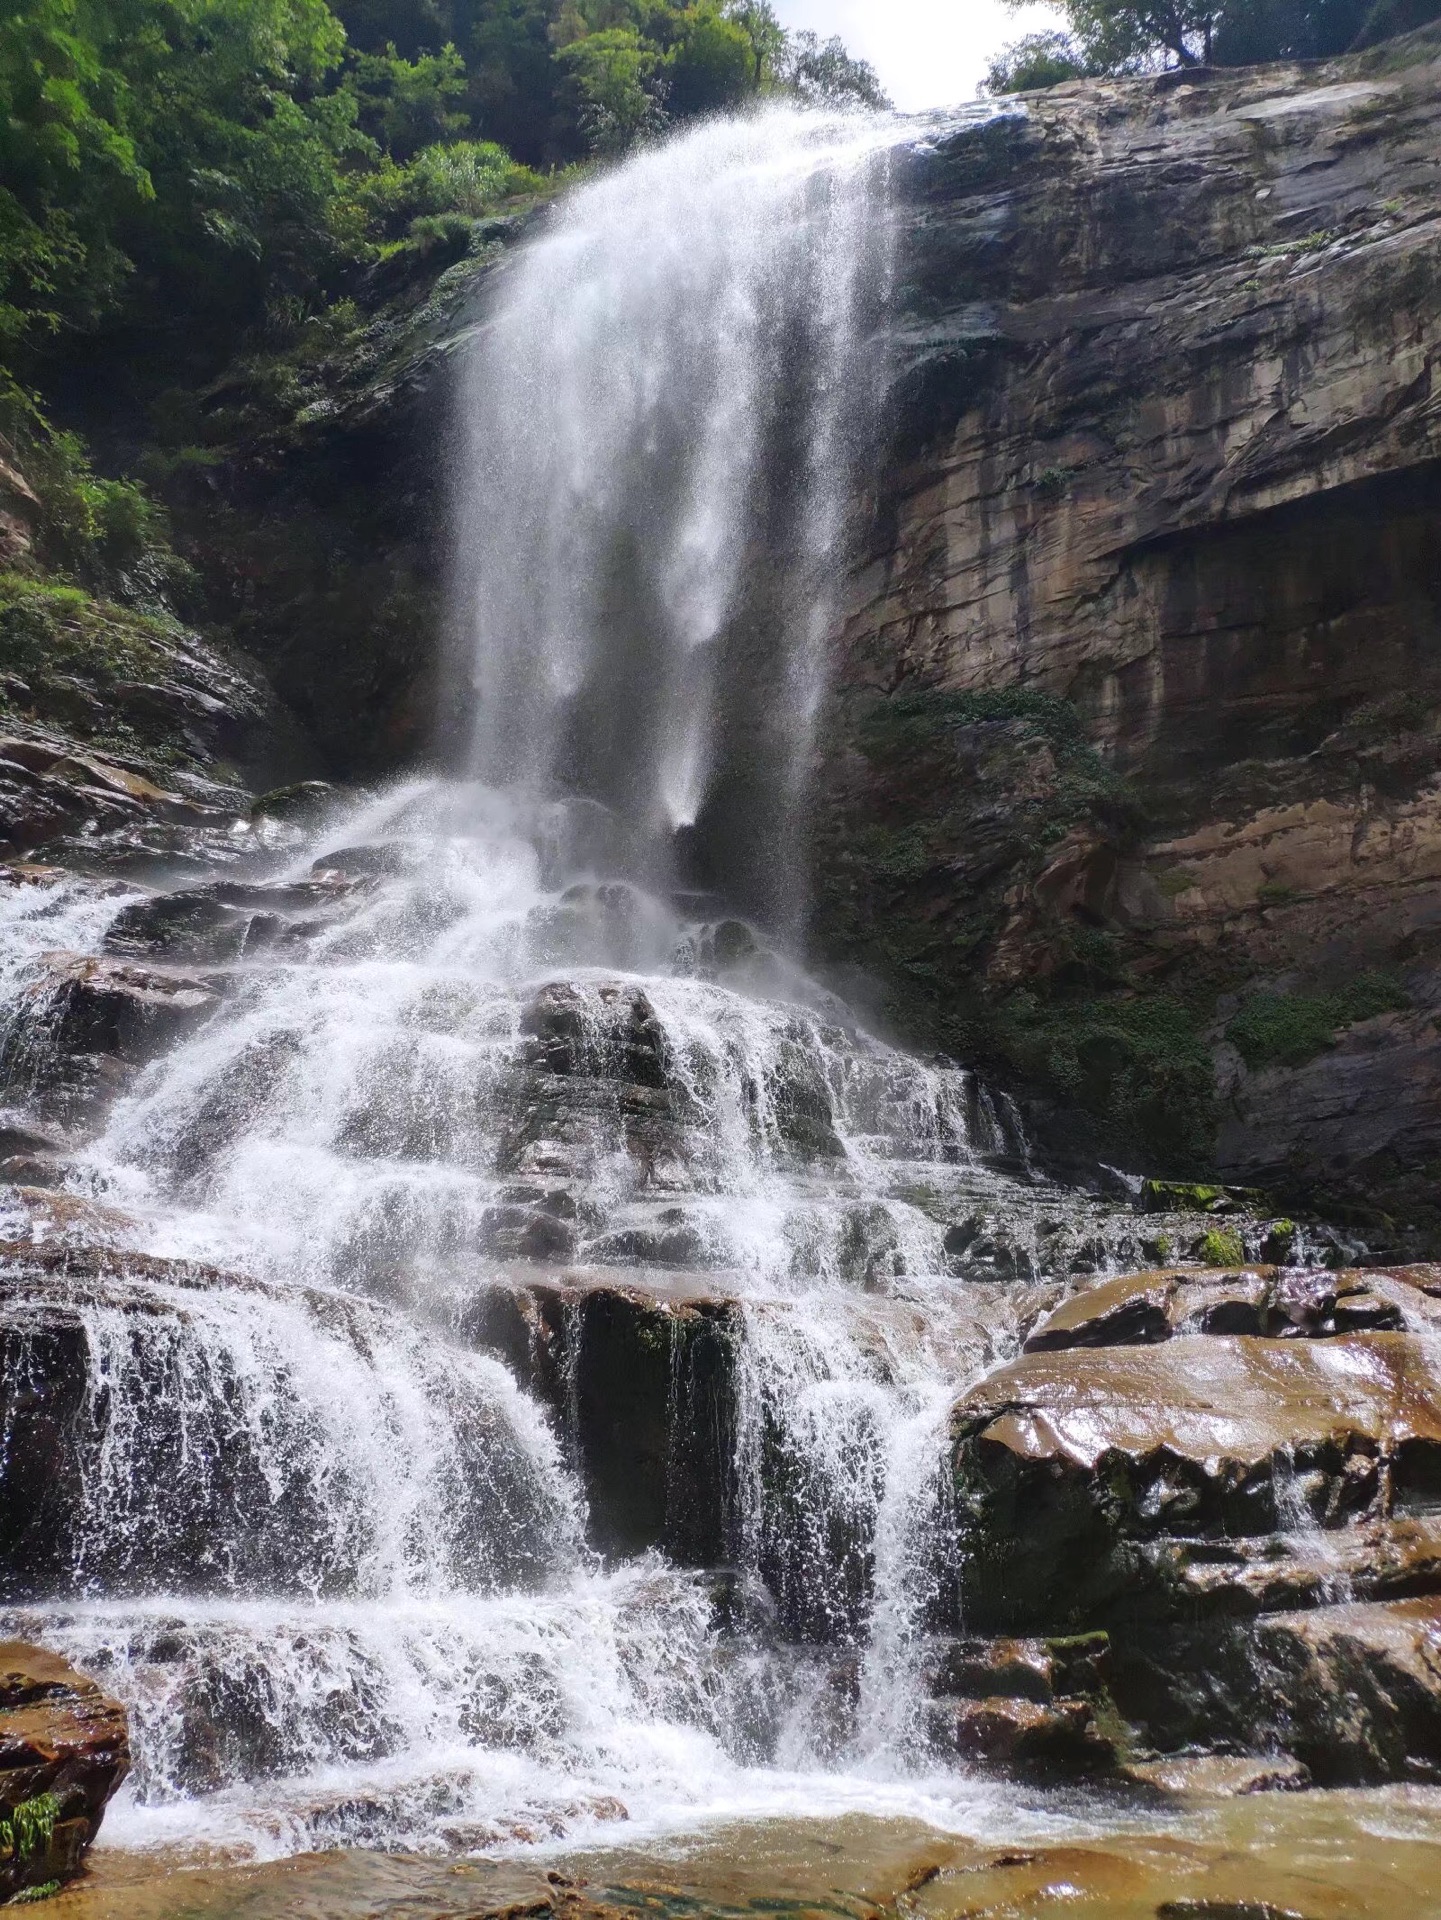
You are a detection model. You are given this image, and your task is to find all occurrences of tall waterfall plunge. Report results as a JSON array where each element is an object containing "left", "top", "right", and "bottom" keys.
[
  {"left": 452, "top": 111, "right": 897, "bottom": 927},
  {"left": 0, "top": 105, "right": 1178, "bottom": 1868}
]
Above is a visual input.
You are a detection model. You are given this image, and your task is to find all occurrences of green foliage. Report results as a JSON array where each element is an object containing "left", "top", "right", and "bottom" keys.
[
  {"left": 1227, "top": 971, "right": 1409, "bottom": 1070},
  {"left": 0, "top": 1791, "right": 60, "bottom": 1863},
  {"left": 992, "top": 0, "right": 1440, "bottom": 83},
  {"left": 995, "top": 988, "right": 1216, "bottom": 1163},
  {"left": 666, "top": 6, "right": 755, "bottom": 119},
  {"left": 0, "top": 374, "right": 162, "bottom": 581},
  {"left": 0, "top": 0, "right": 883, "bottom": 365},
  {"left": 0, "top": 0, "right": 151, "bottom": 344},
  {"left": 861, "top": 683, "right": 1090, "bottom": 755},
  {"left": 350, "top": 43, "right": 469, "bottom": 157},
  {"left": 10, "top": 1884, "right": 63, "bottom": 1904},
  {"left": 985, "top": 30, "right": 1094, "bottom": 92},
  {"left": 775, "top": 27, "right": 888, "bottom": 107},
  {"left": 354, "top": 137, "right": 542, "bottom": 238},
  {"left": 556, "top": 25, "right": 668, "bottom": 154}
]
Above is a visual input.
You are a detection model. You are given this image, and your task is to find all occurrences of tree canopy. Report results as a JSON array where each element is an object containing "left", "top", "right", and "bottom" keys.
[
  {"left": 0, "top": 0, "right": 888, "bottom": 381},
  {"left": 986, "top": 0, "right": 1440, "bottom": 89}
]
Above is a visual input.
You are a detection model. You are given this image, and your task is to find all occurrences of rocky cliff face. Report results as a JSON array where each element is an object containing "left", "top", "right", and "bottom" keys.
[{"left": 816, "top": 27, "right": 1441, "bottom": 1238}]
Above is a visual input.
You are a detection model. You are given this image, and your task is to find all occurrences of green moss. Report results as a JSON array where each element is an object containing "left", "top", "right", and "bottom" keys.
[
  {"left": 9, "top": 1882, "right": 61, "bottom": 1904},
  {"left": 1198, "top": 1226, "right": 1245, "bottom": 1267},
  {"left": 1262, "top": 1218, "right": 1298, "bottom": 1262},
  {"left": 1227, "top": 972, "right": 1410, "bottom": 1070},
  {"left": 1141, "top": 1180, "right": 1249, "bottom": 1214},
  {"left": 1033, "top": 464, "right": 1074, "bottom": 502}
]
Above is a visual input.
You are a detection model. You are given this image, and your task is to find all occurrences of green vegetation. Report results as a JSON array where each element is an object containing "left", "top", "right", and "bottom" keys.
[
  {"left": 1197, "top": 1224, "right": 1244, "bottom": 1265},
  {"left": 0, "top": 0, "right": 886, "bottom": 764},
  {"left": 993, "top": 988, "right": 1217, "bottom": 1164},
  {"left": 0, "top": 0, "right": 885, "bottom": 374},
  {"left": 0, "top": 1792, "right": 59, "bottom": 1865},
  {"left": 1227, "top": 972, "right": 1410, "bottom": 1069},
  {"left": 986, "top": 0, "right": 1441, "bottom": 91}
]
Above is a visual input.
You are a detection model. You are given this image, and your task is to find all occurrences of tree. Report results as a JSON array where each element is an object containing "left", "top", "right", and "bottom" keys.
[
  {"left": 665, "top": 4, "right": 753, "bottom": 117},
  {"left": 984, "top": 29, "right": 1092, "bottom": 90},
  {"left": 1062, "top": 0, "right": 1226, "bottom": 67},
  {"left": 778, "top": 29, "right": 889, "bottom": 107},
  {"left": 349, "top": 43, "right": 470, "bottom": 158},
  {"left": 556, "top": 24, "right": 668, "bottom": 153},
  {"left": 0, "top": 0, "right": 152, "bottom": 345},
  {"left": 989, "top": 0, "right": 1441, "bottom": 86},
  {"left": 725, "top": 0, "right": 783, "bottom": 84}
]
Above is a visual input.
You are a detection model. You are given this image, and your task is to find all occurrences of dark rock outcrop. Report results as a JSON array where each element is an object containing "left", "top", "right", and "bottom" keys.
[
  {"left": 461, "top": 1272, "right": 738, "bottom": 1562},
  {"left": 0, "top": 1640, "right": 128, "bottom": 1899}
]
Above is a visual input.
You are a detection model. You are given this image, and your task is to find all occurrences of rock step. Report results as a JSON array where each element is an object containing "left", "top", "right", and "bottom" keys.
[
  {"left": 919, "top": 1629, "right": 1119, "bottom": 1779},
  {"left": 462, "top": 1272, "right": 739, "bottom": 1563},
  {"left": 0, "top": 1640, "right": 128, "bottom": 1900}
]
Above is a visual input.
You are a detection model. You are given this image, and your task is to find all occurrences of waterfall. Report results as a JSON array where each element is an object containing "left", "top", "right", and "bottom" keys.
[
  {"left": 452, "top": 108, "right": 897, "bottom": 929},
  {"left": 0, "top": 103, "right": 1164, "bottom": 1864}
]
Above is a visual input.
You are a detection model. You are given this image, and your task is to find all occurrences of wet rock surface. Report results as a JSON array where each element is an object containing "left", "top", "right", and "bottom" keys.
[
  {"left": 947, "top": 1260, "right": 1441, "bottom": 1781},
  {"left": 459, "top": 1272, "right": 738, "bottom": 1562},
  {"left": 0, "top": 823, "right": 1425, "bottom": 1813},
  {"left": 31, "top": 1799, "right": 1441, "bottom": 1920},
  {"left": 0, "top": 1639, "right": 128, "bottom": 1900}
]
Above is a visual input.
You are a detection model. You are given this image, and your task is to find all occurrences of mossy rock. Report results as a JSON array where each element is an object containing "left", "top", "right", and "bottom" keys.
[{"left": 1141, "top": 1180, "right": 1263, "bottom": 1216}]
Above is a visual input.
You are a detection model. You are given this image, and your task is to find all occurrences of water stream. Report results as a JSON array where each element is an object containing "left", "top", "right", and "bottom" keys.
[{"left": 0, "top": 105, "right": 1247, "bottom": 1872}]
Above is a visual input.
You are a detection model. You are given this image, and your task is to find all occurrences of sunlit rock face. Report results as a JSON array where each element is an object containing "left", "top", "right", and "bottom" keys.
[{"left": 817, "top": 30, "right": 1441, "bottom": 1231}]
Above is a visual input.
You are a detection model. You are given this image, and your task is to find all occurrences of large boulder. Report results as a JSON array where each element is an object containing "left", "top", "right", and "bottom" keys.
[
  {"left": 951, "top": 1324, "right": 1441, "bottom": 1634},
  {"left": 0, "top": 1640, "right": 128, "bottom": 1899},
  {"left": 946, "top": 1262, "right": 1441, "bottom": 1777}
]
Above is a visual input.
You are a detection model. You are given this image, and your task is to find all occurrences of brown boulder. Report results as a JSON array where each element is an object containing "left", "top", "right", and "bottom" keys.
[
  {"left": 0, "top": 1640, "right": 128, "bottom": 1899},
  {"left": 1021, "top": 1264, "right": 1434, "bottom": 1352},
  {"left": 949, "top": 1331, "right": 1441, "bottom": 1633},
  {"left": 923, "top": 1693, "right": 1113, "bottom": 1777}
]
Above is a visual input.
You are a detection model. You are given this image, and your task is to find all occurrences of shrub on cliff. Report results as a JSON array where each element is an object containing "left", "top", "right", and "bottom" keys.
[{"left": 986, "top": 0, "right": 1441, "bottom": 89}]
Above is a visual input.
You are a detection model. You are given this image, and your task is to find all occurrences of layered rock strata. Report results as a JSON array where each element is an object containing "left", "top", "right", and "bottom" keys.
[
  {"left": 816, "top": 26, "right": 1441, "bottom": 1233},
  {"left": 947, "top": 1261, "right": 1441, "bottom": 1779}
]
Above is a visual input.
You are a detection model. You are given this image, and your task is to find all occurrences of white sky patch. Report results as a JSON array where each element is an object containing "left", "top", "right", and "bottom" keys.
[{"left": 773, "top": 0, "right": 1066, "bottom": 111}]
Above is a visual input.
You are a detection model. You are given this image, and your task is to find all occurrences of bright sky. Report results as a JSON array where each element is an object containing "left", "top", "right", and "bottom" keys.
[{"left": 773, "top": 0, "right": 1065, "bottom": 111}]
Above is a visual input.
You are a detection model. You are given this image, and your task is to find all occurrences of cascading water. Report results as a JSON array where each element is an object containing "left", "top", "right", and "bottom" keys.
[
  {"left": 0, "top": 104, "right": 1211, "bottom": 1868},
  {"left": 452, "top": 110, "right": 897, "bottom": 928}
]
